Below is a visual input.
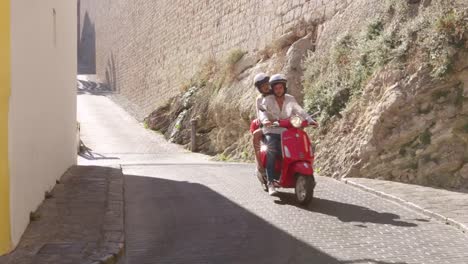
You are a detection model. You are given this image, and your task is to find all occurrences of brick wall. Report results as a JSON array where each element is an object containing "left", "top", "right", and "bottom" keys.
[{"left": 79, "top": 0, "right": 350, "bottom": 119}]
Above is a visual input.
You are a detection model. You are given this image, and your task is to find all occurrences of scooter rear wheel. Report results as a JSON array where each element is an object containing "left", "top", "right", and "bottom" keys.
[{"left": 295, "top": 174, "right": 315, "bottom": 205}]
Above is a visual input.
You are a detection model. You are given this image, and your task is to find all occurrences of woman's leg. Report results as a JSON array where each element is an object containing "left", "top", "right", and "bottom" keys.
[{"left": 252, "top": 129, "right": 264, "bottom": 172}]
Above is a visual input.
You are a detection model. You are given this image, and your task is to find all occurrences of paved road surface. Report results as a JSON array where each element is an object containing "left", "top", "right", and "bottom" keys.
[{"left": 78, "top": 94, "right": 468, "bottom": 264}]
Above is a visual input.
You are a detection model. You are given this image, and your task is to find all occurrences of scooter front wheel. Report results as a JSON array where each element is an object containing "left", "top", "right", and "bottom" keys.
[{"left": 295, "top": 174, "right": 315, "bottom": 205}]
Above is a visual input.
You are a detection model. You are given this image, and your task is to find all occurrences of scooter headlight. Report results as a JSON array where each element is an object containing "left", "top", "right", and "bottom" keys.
[
  {"left": 291, "top": 116, "right": 302, "bottom": 128},
  {"left": 260, "top": 144, "right": 268, "bottom": 152}
]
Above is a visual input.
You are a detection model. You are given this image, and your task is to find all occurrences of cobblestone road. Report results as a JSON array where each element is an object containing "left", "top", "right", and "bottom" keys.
[
  {"left": 122, "top": 164, "right": 468, "bottom": 264},
  {"left": 78, "top": 94, "right": 468, "bottom": 264}
]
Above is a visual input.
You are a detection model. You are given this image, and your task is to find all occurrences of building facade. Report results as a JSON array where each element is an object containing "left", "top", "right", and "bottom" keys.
[{"left": 0, "top": 0, "right": 77, "bottom": 254}]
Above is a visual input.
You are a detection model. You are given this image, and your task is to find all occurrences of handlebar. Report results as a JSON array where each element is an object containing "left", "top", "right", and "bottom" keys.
[{"left": 268, "top": 119, "right": 316, "bottom": 129}]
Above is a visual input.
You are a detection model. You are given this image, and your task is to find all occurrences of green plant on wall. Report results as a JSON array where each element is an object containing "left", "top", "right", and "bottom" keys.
[
  {"left": 419, "top": 129, "right": 432, "bottom": 145},
  {"left": 218, "top": 153, "right": 229, "bottom": 161},
  {"left": 426, "top": 9, "right": 468, "bottom": 78},
  {"left": 241, "top": 150, "right": 248, "bottom": 160},
  {"left": 331, "top": 34, "right": 355, "bottom": 66},
  {"left": 386, "top": 0, "right": 410, "bottom": 15},
  {"left": 199, "top": 58, "right": 219, "bottom": 85},
  {"left": 367, "top": 20, "right": 384, "bottom": 40},
  {"left": 463, "top": 122, "right": 468, "bottom": 133},
  {"left": 302, "top": 3, "right": 468, "bottom": 122},
  {"left": 179, "top": 57, "right": 221, "bottom": 93},
  {"left": 303, "top": 23, "right": 398, "bottom": 121},
  {"left": 187, "top": 49, "right": 247, "bottom": 95},
  {"left": 435, "top": 9, "right": 468, "bottom": 46},
  {"left": 223, "top": 48, "right": 246, "bottom": 83},
  {"left": 225, "top": 48, "right": 246, "bottom": 66}
]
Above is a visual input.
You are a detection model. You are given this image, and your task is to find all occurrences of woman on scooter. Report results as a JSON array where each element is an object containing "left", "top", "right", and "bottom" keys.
[
  {"left": 259, "top": 74, "right": 318, "bottom": 196},
  {"left": 250, "top": 73, "right": 271, "bottom": 176}
]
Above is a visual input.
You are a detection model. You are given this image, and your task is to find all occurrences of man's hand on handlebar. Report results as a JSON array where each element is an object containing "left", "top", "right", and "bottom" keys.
[
  {"left": 263, "top": 120, "right": 279, "bottom": 127},
  {"left": 263, "top": 120, "right": 272, "bottom": 127},
  {"left": 308, "top": 120, "right": 319, "bottom": 128}
]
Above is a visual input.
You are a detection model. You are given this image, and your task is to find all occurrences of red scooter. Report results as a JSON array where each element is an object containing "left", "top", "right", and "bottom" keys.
[{"left": 257, "top": 115, "right": 316, "bottom": 205}]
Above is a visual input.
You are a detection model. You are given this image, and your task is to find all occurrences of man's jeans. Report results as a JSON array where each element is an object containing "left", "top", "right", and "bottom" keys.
[{"left": 265, "top": 133, "right": 282, "bottom": 183}]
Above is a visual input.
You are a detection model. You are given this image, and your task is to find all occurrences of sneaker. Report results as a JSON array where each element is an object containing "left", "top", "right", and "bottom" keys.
[{"left": 268, "top": 182, "right": 278, "bottom": 196}]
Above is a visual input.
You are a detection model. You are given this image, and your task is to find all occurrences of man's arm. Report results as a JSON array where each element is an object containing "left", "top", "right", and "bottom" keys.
[
  {"left": 290, "top": 97, "right": 318, "bottom": 126},
  {"left": 259, "top": 96, "right": 273, "bottom": 126},
  {"left": 255, "top": 95, "right": 263, "bottom": 120}
]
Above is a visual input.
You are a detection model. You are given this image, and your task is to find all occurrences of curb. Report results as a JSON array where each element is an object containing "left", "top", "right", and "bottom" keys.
[
  {"left": 84, "top": 164, "right": 125, "bottom": 264},
  {"left": 341, "top": 178, "right": 467, "bottom": 234}
]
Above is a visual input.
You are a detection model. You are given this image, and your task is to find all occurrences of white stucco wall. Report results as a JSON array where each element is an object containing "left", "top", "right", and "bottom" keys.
[{"left": 8, "top": 0, "right": 77, "bottom": 246}]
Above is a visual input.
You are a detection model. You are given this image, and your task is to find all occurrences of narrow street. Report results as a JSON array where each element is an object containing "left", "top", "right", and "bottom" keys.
[{"left": 78, "top": 92, "right": 468, "bottom": 264}]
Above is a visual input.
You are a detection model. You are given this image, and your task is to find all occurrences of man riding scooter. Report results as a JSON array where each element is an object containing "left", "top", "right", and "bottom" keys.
[{"left": 259, "top": 74, "right": 318, "bottom": 196}]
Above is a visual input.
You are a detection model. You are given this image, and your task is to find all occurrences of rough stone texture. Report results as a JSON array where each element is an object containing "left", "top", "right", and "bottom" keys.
[
  {"left": 143, "top": 53, "right": 306, "bottom": 159},
  {"left": 141, "top": 29, "right": 319, "bottom": 159},
  {"left": 315, "top": 63, "right": 468, "bottom": 188},
  {"left": 319, "top": 72, "right": 466, "bottom": 185},
  {"left": 0, "top": 166, "right": 124, "bottom": 264},
  {"left": 79, "top": 0, "right": 468, "bottom": 189},
  {"left": 308, "top": 0, "right": 468, "bottom": 189},
  {"left": 78, "top": 0, "right": 350, "bottom": 120}
]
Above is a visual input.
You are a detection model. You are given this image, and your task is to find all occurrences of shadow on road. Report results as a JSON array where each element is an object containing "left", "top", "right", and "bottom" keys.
[
  {"left": 122, "top": 174, "right": 408, "bottom": 264},
  {"left": 78, "top": 151, "right": 119, "bottom": 161},
  {"left": 275, "top": 193, "right": 418, "bottom": 228},
  {"left": 77, "top": 79, "right": 113, "bottom": 95},
  {"left": 78, "top": 146, "right": 119, "bottom": 161},
  {"left": 78, "top": 140, "right": 119, "bottom": 161},
  {"left": 0, "top": 166, "right": 124, "bottom": 264}
]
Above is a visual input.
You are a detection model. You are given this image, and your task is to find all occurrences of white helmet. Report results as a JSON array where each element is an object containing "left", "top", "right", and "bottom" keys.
[
  {"left": 253, "top": 73, "right": 270, "bottom": 95},
  {"left": 269, "top": 74, "right": 287, "bottom": 96}
]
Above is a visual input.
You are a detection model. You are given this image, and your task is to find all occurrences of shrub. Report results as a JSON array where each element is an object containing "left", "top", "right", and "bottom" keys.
[
  {"left": 331, "top": 34, "right": 355, "bottom": 66},
  {"left": 386, "top": 0, "right": 409, "bottom": 16},
  {"left": 425, "top": 9, "right": 468, "bottom": 78},
  {"left": 303, "top": 3, "right": 468, "bottom": 121},
  {"left": 429, "top": 50, "right": 455, "bottom": 78},
  {"left": 222, "top": 48, "right": 247, "bottom": 83},
  {"left": 179, "top": 57, "right": 220, "bottom": 92},
  {"left": 303, "top": 26, "right": 399, "bottom": 120},
  {"left": 225, "top": 48, "right": 246, "bottom": 66},
  {"left": 367, "top": 20, "right": 384, "bottom": 40},
  {"left": 199, "top": 57, "right": 219, "bottom": 84},
  {"left": 435, "top": 10, "right": 468, "bottom": 46},
  {"left": 419, "top": 129, "right": 432, "bottom": 145},
  {"left": 217, "top": 153, "right": 229, "bottom": 161}
]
